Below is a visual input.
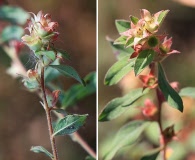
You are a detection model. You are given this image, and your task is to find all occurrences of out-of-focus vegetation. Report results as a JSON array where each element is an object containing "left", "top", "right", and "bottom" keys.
[{"left": 99, "top": 0, "right": 195, "bottom": 160}]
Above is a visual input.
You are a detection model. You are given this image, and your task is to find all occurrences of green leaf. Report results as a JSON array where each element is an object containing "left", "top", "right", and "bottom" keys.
[
  {"left": 158, "top": 63, "right": 183, "bottom": 112},
  {"left": 51, "top": 47, "right": 71, "bottom": 60},
  {"left": 157, "top": 10, "right": 169, "bottom": 25},
  {"left": 53, "top": 114, "right": 88, "bottom": 136},
  {"left": 45, "top": 59, "right": 61, "bottom": 83},
  {"left": 130, "top": 15, "right": 139, "bottom": 25},
  {"left": 0, "top": 6, "right": 30, "bottom": 24},
  {"left": 61, "top": 72, "right": 96, "bottom": 109},
  {"left": 30, "top": 146, "right": 53, "bottom": 159},
  {"left": 99, "top": 88, "right": 149, "bottom": 121},
  {"left": 49, "top": 65, "right": 85, "bottom": 86},
  {"left": 1, "top": 25, "right": 24, "bottom": 42},
  {"left": 134, "top": 49, "right": 155, "bottom": 76},
  {"left": 179, "top": 87, "right": 195, "bottom": 98},
  {"left": 115, "top": 20, "right": 130, "bottom": 33},
  {"left": 107, "top": 38, "right": 134, "bottom": 60},
  {"left": 35, "top": 50, "right": 56, "bottom": 61},
  {"left": 104, "top": 121, "right": 149, "bottom": 160},
  {"left": 52, "top": 108, "right": 67, "bottom": 116},
  {"left": 114, "top": 36, "right": 127, "bottom": 45},
  {"left": 85, "top": 156, "right": 95, "bottom": 160},
  {"left": 140, "top": 148, "right": 161, "bottom": 160},
  {"left": 104, "top": 55, "right": 135, "bottom": 86},
  {"left": 125, "top": 37, "right": 134, "bottom": 48}
]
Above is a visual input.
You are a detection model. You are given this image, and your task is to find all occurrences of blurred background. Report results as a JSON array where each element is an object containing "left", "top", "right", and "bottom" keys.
[
  {"left": 99, "top": 0, "right": 195, "bottom": 159},
  {"left": 0, "top": 0, "right": 96, "bottom": 160}
]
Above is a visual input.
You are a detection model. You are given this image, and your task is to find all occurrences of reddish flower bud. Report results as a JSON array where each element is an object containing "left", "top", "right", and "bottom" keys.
[
  {"left": 142, "top": 99, "right": 158, "bottom": 118},
  {"left": 142, "top": 99, "right": 157, "bottom": 117},
  {"left": 139, "top": 73, "right": 158, "bottom": 89}
]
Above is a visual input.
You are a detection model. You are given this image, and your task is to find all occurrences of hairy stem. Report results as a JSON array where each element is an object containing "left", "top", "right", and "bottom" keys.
[
  {"left": 40, "top": 67, "right": 59, "bottom": 160},
  {"left": 7, "top": 48, "right": 96, "bottom": 158}
]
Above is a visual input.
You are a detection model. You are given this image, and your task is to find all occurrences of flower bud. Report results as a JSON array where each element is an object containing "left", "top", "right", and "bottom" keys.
[{"left": 142, "top": 99, "right": 157, "bottom": 118}]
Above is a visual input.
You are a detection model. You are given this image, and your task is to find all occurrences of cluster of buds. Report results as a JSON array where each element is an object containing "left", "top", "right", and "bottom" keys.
[
  {"left": 22, "top": 11, "right": 58, "bottom": 52},
  {"left": 115, "top": 9, "right": 179, "bottom": 62},
  {"left": 21, "top": 11, "right": 59, "bottom": 66}
]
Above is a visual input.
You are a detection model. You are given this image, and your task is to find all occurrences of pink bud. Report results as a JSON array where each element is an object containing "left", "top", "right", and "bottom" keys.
[{"left": 142, "top": 99, "right": 157, "bottom": 117}]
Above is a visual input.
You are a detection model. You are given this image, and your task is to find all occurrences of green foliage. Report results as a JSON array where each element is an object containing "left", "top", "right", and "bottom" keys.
[
  {"left": 30, "top": 146, "right": 53, "bottom": 159},
  {"left": 134, "top": 49, "right": 155, "bottom": 76},
  {"left": 51, "top": 47, "right": 71, "bottom": 60},
  {"left": 114, "top": 36, "right": 128, "bottom": 45},
  {"left": 53, "top": 114, "right": 88, "bottom": 136},
  {"left": 125, "top": 37, "right": 134, "bottom": 48},
  {"left": 107, "top": 38, "right": 134, "bottom": 60},
  {"left": 104, "top": 55, "right": 135, "bottom": 85},
  {"left": 179, "top": 87, "right": 195, "bottom": 98},
  {"left": 0, "top": 6, "right": 29, "bottom": 24},
  {"left": 130, "top": 15, "right": 139, "bottom": 25},
  {"left": 45, "top": 59, "right": 61, "bottom": 83},
  {"left": 61, "top": 72, "right": 96, "bottom": 109},
  {"left": 157, "top": 10, "right": 169, "bottom": 25},
  {"left": 99, "top": 88, "right": 149, "bottom": 121},
  {"left": 50, "top": 65, "right": 85, "bottom": 86},
  {"left": 158, "top": 63, "right": 183, "bottom": 112},
  {"left": 52, "top": 108, "right": 67, "bottom": 117},
  {"left": 36, "top": 51, "right": 56, "bottom": 61},
  {"left": 115, "top": 20, "right": 130, "bottom": 33},
  {"left": 0, "top": 26, "right": 24, "bottom": 42},
  {"left": 103, "top": 121, "right": 150, "bottom": 160}
]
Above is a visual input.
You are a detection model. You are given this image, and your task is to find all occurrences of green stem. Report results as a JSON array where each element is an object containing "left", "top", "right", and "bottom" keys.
[{"left": 40, "top": 67, "right": 59, "bottom": 160}]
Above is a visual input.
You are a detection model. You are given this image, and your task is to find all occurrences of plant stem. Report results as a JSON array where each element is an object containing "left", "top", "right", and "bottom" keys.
[
  {"left": 40, "top": 67, "right": 59, "bottom": 160},
  {"left": 156, "top": 88, "right": 166, "bottom": 160},
  {"left": 153, "top": 63, "right": 166, "bottom": 160},
  {"left": 8, "top": 51, "right": 96, "bottom": 158}
]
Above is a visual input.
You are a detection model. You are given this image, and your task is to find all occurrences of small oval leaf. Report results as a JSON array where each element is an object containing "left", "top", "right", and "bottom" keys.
[
  {"left": 104, "top": 121, "right": 150, "bottom": 160},
  {"left": 115, "top": 19, "right": 130, "bottom": 33},
  {"left": 99, "top": 88, "right": 149, "bottom": 121},
  {"left": 107, "top": 37, "right": 134, "bottom": 60},
  {"left": 53, "top": 114, "right": 88, "bottom": 136},
  {"left": 134, "top": 49, "right": 155, "bottom": 76},
  {"left": 104, "top": 56, "right": 135, "bottom": 86},
  {"left": 49, "top": 65, "right": 85, "bottom": 86},
  {"left": 157, "top": 10, "right": 169, "bottom": 25},
  {"left": 30, "top": 146, "right": 53, "bottom": 159}
]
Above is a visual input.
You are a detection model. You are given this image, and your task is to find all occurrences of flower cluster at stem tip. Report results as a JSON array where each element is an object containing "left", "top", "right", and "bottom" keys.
[
  {"left": 21, "top": 11, "right": 59, "bottom": 90},
  {"left": 22, "top": 11, "right": 59, "bottom": 67},
  {"left": 115, "top": 9, "right": 180, "bottom": 61}
]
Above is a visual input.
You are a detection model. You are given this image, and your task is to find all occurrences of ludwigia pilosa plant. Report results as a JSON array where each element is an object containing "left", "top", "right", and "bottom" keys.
[
  {"left": 99, "top": 9, "right": 187, "bottom": 160},
  {"left": 21, "top": 11, "right": 90, "bottom": 160},
  {"left": 0, "top": 5, "right": 96, "bottom": 160}
]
